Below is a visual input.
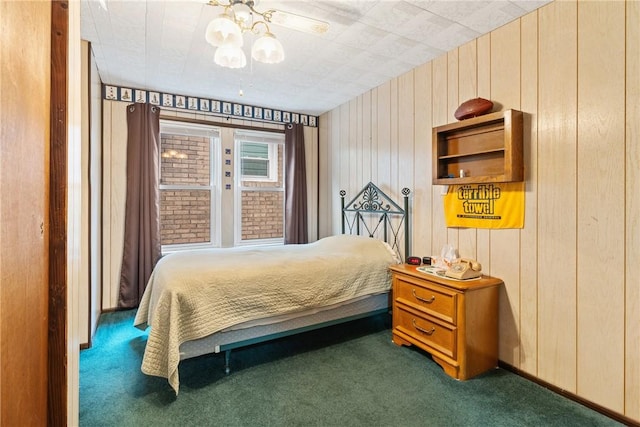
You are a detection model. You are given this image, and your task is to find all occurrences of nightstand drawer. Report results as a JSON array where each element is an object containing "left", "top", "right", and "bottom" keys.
[
  {"left": 394, "top": 306, "right": 456, "bottom": 359},
  {"left": 394, "top": 277, "right": 457, "bottom": 324}
]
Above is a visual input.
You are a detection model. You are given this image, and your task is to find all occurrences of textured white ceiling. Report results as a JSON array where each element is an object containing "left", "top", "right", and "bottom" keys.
[{"left": 81, "top": 0, "right": 551, "bottom": 116}]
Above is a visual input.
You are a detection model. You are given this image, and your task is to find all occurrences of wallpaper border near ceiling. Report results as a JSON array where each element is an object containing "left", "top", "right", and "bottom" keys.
[{"left": 102, "top": 84, "right": 318, "bottom": 128}]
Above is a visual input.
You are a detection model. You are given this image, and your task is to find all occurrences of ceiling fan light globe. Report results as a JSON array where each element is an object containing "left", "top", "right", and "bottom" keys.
[
  {"left": 251, "top": 33, "right": 284, "bottom": 64},
  {"left": 214, "top": 46, "right": 247, "bottom": 69},
  {"left": 232, "top": 3, "right": 252, "bottom": 27},
  {"left": 205, "top": 14, "right": 243, "bottom": 48}
]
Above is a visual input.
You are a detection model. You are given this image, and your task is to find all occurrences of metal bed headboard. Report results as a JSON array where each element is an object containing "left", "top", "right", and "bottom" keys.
[{"left": 340, "top": 182, "right": 411, "bottom": 260}]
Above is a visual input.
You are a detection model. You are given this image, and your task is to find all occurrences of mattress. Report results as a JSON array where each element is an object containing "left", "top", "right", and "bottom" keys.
[{"left": 179, "top": 292, "right": 390, "bottom": 360}]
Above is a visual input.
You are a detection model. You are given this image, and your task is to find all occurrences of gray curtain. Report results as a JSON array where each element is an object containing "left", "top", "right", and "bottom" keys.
[
  {"left": 118, "top": 103, "right": 162, "bottom": 308},
  {"left": 284, "top": 123, "right": 308, "bottom": 244}
]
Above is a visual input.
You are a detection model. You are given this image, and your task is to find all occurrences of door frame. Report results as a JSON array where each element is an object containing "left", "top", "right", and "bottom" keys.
[{"left": 49, "top": 0, "right": 69, "bottom": 424}]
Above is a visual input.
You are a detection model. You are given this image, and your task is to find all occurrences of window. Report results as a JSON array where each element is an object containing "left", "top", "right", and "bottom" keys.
[
  {"left": 240, "top": 142, "right": 278, "bottom": 181},
  {"left": 159, "top": 121, "right": 220, "bottom": 250},
  {"left": 157, "top": 123, "right": 284, "bottom": 250},
  {"left": 234, "top": 130, "right": 285, "bottom": 245}
]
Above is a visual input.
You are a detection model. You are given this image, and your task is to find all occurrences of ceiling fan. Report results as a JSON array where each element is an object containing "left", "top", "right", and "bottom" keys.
[
  {"left": 204, "top": 0, "right": 329, "bottom": 68},
  {"left": 206, "top": 0, "right": 329, "bottom": 35}
]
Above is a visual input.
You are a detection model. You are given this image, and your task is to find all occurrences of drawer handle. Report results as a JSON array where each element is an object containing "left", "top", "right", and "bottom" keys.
[
  {"left": 412, "top": 289, "right": 435, "bottom": 304},
  {"left": 412, "top": 319, "right": 435, "bottom": 335}
]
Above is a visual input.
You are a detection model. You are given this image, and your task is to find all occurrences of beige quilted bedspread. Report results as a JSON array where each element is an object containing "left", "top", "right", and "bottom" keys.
[{"left": 133, "top": 234, "right": 400, "bottom": 393}]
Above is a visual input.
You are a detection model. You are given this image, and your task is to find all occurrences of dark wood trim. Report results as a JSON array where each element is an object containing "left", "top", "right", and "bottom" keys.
[
  {"left": 316, "top": 121, "right": 321, "bottom": 240},
  {"left": 49, "top": 1, "right": 68, "bottom": 425},
  {"left": 498, "top": 361, "right": 639, "bottom": 427}
]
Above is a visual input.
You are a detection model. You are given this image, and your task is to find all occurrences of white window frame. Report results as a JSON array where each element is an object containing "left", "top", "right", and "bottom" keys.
[
  {"left": 159, "top": 120, "right": 221, "bottom": 253},
  {"left": 233, "top": 130, "right": 285, "bottom": 246}
]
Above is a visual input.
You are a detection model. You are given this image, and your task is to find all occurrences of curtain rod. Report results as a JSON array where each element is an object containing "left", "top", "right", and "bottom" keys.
[{"left": 159, "top": 114, "right": 285, "bottom": 134}]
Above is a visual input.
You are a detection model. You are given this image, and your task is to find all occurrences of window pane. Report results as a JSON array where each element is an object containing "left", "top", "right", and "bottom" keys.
[
  {"left": 160, "top": 189, "right": 211, "bottom": 245},
  {"left": 235, "top": 131, "right": 285, "bottom": 244},
  {"left": 240, "top": 190, "right": 283, "bottom": 240},
  {"left": 161, "top": 133, "right": 210, "bottom": 186},
  {"left": 241, "top": 144, "right": 284, "bottom": 188},
  {"left": 241, "top": 142, "right": 268, "bottom": 159},
  {"left": 241, "top": 158, "right": 268, "bottom": 177}
]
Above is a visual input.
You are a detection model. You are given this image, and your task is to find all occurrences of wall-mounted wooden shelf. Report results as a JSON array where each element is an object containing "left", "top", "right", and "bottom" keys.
[{"left": 432, "top": 109, "right": 523, "bottom": 185}]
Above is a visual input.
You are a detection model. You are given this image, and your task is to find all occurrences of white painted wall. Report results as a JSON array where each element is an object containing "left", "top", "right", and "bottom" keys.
[
  {"left": 68, "top": 1, "right": 82, "bottom": 423},
  {"left": 89, "top": 43, "right": 103, "bottom": 344},
  {"left": 79, "top": 40, "right": 103, "bottom": 349}
]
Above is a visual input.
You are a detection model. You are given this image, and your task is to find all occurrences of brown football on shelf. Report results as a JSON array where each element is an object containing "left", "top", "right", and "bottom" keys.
[{"left": 454, "top": 98, "right": 494, "bottom": 120}]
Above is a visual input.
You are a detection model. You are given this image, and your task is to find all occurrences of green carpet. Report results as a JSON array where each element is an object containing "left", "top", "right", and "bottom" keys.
[{"left": 80, "top": 310, "right": 621, "bottom": 426}]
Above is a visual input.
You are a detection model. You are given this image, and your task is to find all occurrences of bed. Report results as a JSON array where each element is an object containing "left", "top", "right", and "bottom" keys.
[{"left": 134, "top": 182, "right": 410, "bottom": 393}]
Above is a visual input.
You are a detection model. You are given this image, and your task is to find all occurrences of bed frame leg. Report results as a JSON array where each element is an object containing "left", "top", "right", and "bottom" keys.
[{"left": 224, "top": 350, "right": 231, "bottom": 375}]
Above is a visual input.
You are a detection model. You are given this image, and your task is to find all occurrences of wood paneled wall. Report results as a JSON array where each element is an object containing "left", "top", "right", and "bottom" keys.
[
  {"left": 102, "top": 102, "right": 319, "bottom": 309},
  {"left": 319, "top": 0, "right": 639, "bottom": 422}
]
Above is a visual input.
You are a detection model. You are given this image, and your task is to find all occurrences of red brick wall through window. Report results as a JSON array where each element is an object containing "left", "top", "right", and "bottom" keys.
[{"left": 159, "top": 132, "right": 284, "bottom": 245}]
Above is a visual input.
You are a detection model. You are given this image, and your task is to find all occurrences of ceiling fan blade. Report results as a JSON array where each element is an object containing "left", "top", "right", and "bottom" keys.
[{"left": 268, "top": 9, "right": 329, "bottom": 35}]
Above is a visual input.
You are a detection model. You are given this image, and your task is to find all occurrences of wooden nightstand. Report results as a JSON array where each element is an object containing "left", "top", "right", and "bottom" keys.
[{"left": 389, "top": 264, "right": 502, "bottom": 380}]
